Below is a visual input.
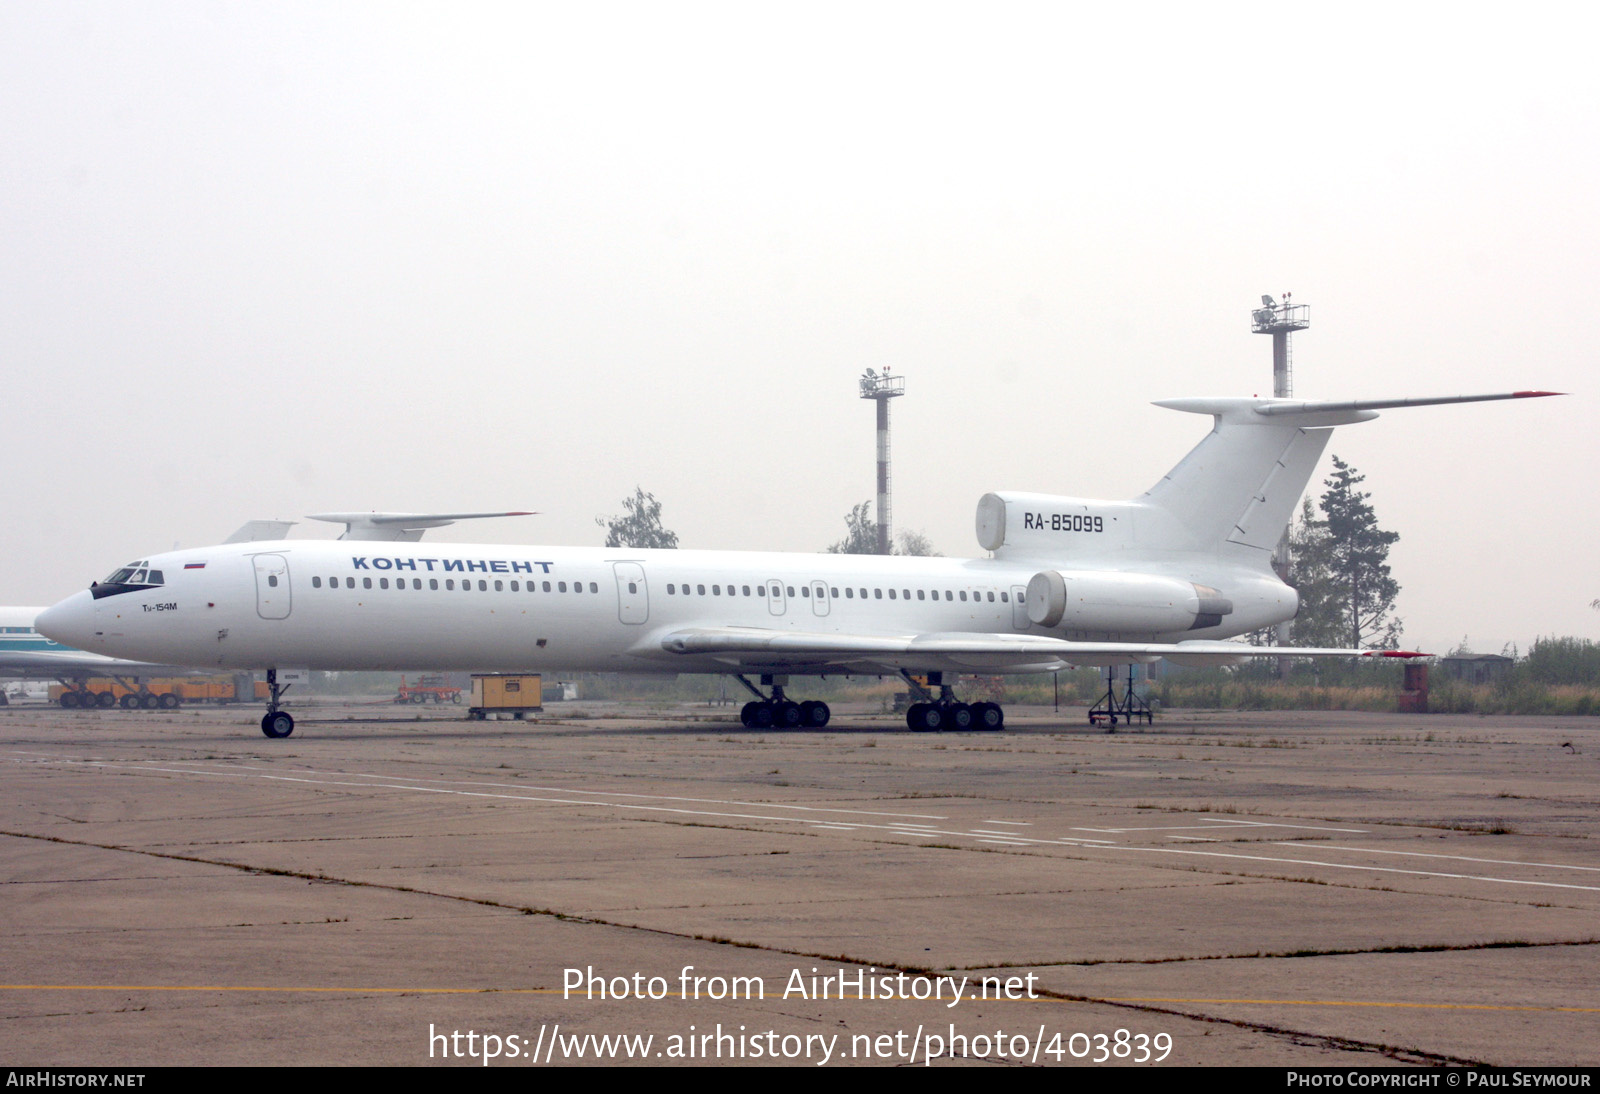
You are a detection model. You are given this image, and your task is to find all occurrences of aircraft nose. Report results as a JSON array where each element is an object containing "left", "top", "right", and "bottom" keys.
[{"left": 36, "top": 591, "right": 96, "bottom": 647}]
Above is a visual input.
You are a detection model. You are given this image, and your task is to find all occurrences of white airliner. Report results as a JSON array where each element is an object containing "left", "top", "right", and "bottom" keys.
[{"left": 35, "top": 392, "right": 1555, "bottom": 738}]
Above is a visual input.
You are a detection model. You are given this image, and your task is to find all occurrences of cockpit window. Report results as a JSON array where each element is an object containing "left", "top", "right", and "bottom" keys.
[{"left": 92, "top": 560, "right": 166, "bottom": 600}]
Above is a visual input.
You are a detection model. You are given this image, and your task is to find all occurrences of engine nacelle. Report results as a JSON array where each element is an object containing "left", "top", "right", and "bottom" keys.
[
  {"left": 1025, "top": 570, "right": 1233, "bottom": 633},
  {"left": 975, "top": 491, "right": 1199, "bottom": 559}
]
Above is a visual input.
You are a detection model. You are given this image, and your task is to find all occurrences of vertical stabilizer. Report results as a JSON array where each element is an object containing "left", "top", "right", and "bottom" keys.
[
  {"left": 1141, "top": 411, "right": 1332, "bottom": 558},
  {"left": 1140, "top": 391, "right": 1557, "bottom": 562}
]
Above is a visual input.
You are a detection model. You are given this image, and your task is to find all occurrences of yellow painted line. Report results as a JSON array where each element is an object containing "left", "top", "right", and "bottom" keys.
[{"left": 3, "top": 984, "right": 1599, "bottom": 1013}]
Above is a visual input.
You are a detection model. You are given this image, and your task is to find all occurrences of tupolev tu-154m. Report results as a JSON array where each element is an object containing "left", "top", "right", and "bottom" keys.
[{"left": 36, "top": 391, "right": 1556, "bottom": 738}]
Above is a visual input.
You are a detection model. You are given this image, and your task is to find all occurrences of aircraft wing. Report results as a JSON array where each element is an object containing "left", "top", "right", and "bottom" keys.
[
  {"left": 656, "top": 627, "right": 1422, "bottom": 674},
  {"left": 0, "top": 650, "right": 195, "bottom": 678}
]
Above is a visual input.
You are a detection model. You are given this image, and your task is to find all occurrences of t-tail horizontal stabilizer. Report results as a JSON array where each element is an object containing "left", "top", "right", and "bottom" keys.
[
  {"left": 307, "top": 511, "right": 538, "bottom": 542},
  {"left": 1154, "top": 390, "right": 1563, "bottom": 427},
  {"left": 1140, "top": 390, "right": 1561, "bottom": 559}
]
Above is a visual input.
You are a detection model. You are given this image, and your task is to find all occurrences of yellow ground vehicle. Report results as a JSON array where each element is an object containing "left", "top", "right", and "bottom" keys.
[{"left": 50, "top": 674, "right": 262, "bottom": 710}]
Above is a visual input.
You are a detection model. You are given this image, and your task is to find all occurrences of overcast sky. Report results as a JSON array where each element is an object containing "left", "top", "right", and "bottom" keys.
[{"left": 2, "top": 2, "right": 1594, "bottom": 655}]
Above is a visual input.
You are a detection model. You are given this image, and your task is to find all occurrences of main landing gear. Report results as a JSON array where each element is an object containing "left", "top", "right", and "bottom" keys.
[
  {"left": 259, "top": 668, "right": 295, "bottom": 739},
  {"left": 902, "top": 671, "right": 1004, "bottom": 732},
  {"left": 733, "top": 674, "right": 830, "bottom": 729}
]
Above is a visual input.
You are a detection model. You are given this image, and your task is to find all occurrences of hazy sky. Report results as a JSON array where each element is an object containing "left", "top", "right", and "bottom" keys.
[{"left": 3, "top": 2, "right": 1594, "bottom": 655}]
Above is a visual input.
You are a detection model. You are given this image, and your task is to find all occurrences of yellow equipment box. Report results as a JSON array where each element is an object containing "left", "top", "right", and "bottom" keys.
[{"left": 468, "top": 674, "right": 543, "bottom": 720}]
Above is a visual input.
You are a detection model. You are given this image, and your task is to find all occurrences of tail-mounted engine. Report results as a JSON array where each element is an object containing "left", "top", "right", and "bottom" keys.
[{"left": 1024, "top": 570, "right": 1233, "bottom": 633}]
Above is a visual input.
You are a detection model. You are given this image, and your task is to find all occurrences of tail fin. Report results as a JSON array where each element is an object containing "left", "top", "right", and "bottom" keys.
[{"left": 1142, "top": 392, "right": 1558, "bottom": 560}]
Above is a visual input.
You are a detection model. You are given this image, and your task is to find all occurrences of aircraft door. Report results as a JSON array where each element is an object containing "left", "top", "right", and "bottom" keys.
[
  {"left": 766, "top": 579, "right": 786, "bottom": 616},
  {"left": 1012, "top": 585, "right": 1029, "bottom": 630},
  {"left": 613, "top": 562, "right": 649, "bottom": 624},
  {"left": 253, "top": 554, "right": 292, "bottom": 620},
  {"left": 811, "top": 580, "right": 830, "bottom": 617}
]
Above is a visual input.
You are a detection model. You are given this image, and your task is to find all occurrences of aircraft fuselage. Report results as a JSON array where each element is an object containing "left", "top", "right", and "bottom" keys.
[{"left": 39, "top": 540, "right": 1294, "bottom": 676}]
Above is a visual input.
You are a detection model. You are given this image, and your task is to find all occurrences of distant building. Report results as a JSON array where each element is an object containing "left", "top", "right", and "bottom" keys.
[{"left": 1439, "top": 654, "right": 1514, "bottom": 685}]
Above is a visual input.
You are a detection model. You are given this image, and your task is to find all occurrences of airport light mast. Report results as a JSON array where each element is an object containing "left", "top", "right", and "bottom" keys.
[
  {"left": 859, "top": 368, "right": 905, "bottom": 555},
  {"left": 1252, "top": 292, "right": 1310, "bottom": 655},
  {"left": 1251, "top": 292, "right": 1310, "bottom": 398}
]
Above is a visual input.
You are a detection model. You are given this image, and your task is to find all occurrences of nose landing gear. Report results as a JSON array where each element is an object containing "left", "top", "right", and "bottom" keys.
[{"left": 259, "top": 669, "right": 295, "bottom": 738}]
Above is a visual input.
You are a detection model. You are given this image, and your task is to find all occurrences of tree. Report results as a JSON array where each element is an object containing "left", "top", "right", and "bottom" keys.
[
  {"left": 825, "top": 501, "right": 941, "bottom": 555},
  {"left": 895, "top": 529, "right": 941, "bottom": 557},
  {"left": 1278, "top": 497, "right": 1346, "bottom": 648},
  {"left": 826, "top": 502, "right": 878, "bottom": 555},
  {"left": 596, "top": 487, "right": 679, "bottom": 549},
  {"left": 1311, "top": 456, "right": 1402, "bottom": 649}
]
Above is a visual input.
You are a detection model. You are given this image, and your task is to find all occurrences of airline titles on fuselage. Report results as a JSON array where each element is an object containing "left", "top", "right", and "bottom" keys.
[{"left": 351, "top": 556, "right": 555, "bottom": 574}]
